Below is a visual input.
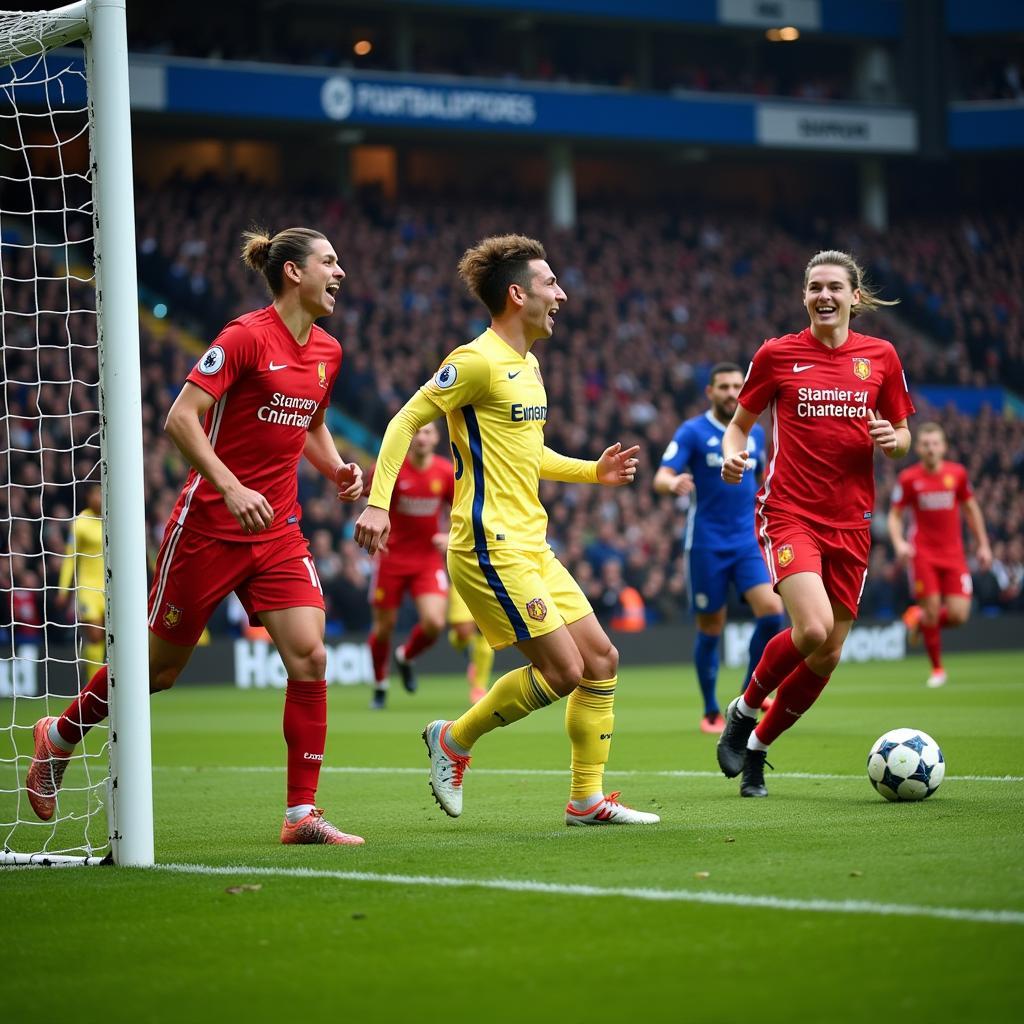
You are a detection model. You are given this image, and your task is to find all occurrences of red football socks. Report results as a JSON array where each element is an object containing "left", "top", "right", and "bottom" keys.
[
  {"left": 56, "top": 665, "right": 109, "bottom": 746},
  {"left": 283, "top": 679, "right": 327, "bottom": 807},
  {"left": 922, "top": 608, "right": 949, "bottom": 670},
  {"left": 401, "top": 623, "right": 437, "bottom": 662},
  {"left": 368, "top": 633, "right": 390, "bottom": 684},
  {"left": 742, "top": 629, "right": 805, "bottom": 709},
  {"left": 754, "top": 662, "right": 831, "bottom": 746},
  {"left": 921, "top": 625, "right": 943, "bottom": 670}
]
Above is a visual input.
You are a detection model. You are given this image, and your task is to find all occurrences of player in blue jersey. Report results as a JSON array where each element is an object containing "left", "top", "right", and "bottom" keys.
[{"left": 654, "top": 362, "right": 785, "bottom": 733}]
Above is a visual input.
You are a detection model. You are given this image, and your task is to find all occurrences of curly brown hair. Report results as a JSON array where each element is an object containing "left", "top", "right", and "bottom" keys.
[{"left": 457, "top": 234, "right": 547, "bottom": 316}]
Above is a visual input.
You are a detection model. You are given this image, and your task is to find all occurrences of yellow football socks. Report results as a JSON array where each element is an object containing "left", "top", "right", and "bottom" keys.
[
  {"left": 469, "top": 633, "right": 494, "bottom": 689},
  {"left": 449, "top": 664, "right": 558, "bottom": 749},
  {"left": 448, "top": 627, "right": 469, "bottom": 652},
  {"left": 565, "top": 676, "right": 617, "bottom": 800}
]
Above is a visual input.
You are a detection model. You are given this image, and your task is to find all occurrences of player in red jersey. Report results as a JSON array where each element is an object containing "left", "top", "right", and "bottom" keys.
[
  {"left": 26, "top": 227, "right": 367, "bottom": 845},
  {"left": 716, "top": 249, "right": 915, "bottom": 798},
  {"left": 366, "top": 422, "right": 491, "bottom": 709},
  {"left": 888, "top": 422, "right": 992, "bottom": 688}
]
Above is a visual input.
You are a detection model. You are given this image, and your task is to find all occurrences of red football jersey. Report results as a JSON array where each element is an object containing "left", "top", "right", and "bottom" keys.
[
  {"left": 892, "top": 460, "right": 973, "bottom": 564},
  {"left": 740, "top": 327, "right": 915, "bottom": 530},
  {"left": 170, "top": 305, "right": 341, "bottom": 542},
  {"left": 371, "top": 454, "right": 455, "bottom": 569}
]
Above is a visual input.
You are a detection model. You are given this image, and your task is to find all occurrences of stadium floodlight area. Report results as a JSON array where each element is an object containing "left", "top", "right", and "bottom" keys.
[{"left": 0, "top": 0, "right": 152, "bottom": 866}]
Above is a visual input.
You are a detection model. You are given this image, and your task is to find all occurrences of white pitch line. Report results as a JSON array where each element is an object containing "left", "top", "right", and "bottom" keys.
[
  {"left": 154, "top": 765, "right": 1024, "bottom": 783},
  {"left": 151, "top": 862, "right": 1024, "bottom": 926}
]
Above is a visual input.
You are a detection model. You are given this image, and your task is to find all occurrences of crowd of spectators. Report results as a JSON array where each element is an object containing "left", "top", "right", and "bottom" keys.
[
  {"left": 4, "top": 187, "right": 1023, "bottom": 654},
  {"left": 126, "top": 2, "right": 866, "bottom": 103}
]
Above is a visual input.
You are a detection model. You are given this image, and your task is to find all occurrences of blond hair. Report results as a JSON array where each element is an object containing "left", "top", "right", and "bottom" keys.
[
  {"left": 241, "top": 226, "right": 327, "bottom": 296},
  {"left": 804, "top": 249, "right": 899, "bottom": 319},
  {"left": 457, "top": 234, "right": 547, "bottom": 316}
]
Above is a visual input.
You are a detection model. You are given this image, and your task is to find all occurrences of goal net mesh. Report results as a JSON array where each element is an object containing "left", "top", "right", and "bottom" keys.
[{"left": 0, "top": 6, "right": 109, "bottom": 863}]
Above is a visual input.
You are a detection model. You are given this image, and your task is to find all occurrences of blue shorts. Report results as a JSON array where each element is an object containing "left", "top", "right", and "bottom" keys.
[{"left": 687, "top": 544, "right": 770, "bottom": 615}]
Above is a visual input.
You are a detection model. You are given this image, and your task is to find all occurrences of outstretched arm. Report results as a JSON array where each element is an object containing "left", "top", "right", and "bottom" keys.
[
  {"left": 354, "top": 390, "right": 440, "bottom": 555},
  {"left": 540, "top": 446, "right": 599, "bottom": 484}
]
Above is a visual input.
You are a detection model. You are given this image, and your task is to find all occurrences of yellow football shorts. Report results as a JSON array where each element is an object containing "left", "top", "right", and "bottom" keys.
[
  {"left": 76, "top": 588, "right": 105, "bottom": 626},
  {"left": 447, "top": 578, "right": 474, "bottom": 626},
  {"left": 447, "top": 545, "right": 592, "bottom": 651}
]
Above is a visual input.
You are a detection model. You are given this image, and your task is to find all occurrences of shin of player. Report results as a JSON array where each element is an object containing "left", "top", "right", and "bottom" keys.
[
  {"left": 654, "top": 363, "right": 784, "bottom": 734},
  {"left": 355, "top": 234, "right": 658, "bottom": 826},
  {"left": 716, "top": 249, "right": 914, "bottom": 797},
  {"left": 888, "top": 422, "right": 992, "bottom": 688},
  {"left": 26, "top": 227, "right": 365, "bottom": 845}
]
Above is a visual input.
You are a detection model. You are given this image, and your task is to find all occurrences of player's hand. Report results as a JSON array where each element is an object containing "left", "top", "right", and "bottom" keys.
[
  {"left": 596, "top": 443, "right": 640, "bottom": 487},
  {"left": 977, "top": 543, "right": 993, "bottom": 572},
  {"left": 720, "top": 451, "right": 749, "bottom": 485},
  {"left": 223, "top": 483, "right": 274, "bottom": 534},
  {"left": 354, "top": 505, "right": 391, "bottom": 556},
  {"left": 867, "top": 410, "right": 898, "bottom": 452},
  {"left": 54, "top": 591, "right": 70, "bottom": 611},
  {"left": 670, "top": 472, "right": 695, "bottom": 497},
  {"left": 431, "top": 531, "right": 449, "bottom": 553},
  {"left": 892, "top": 538, "right": 913, "bottom": 563},
  {"left": 334, "top": 462, "right": 363, "bottom": 503}
]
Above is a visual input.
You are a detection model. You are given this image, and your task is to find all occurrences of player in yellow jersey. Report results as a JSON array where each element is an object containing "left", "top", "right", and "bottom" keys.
[
  {"left": 355, "top": 234, "right": 660, "bottom": 826},
  {"left": 56, "top": 483, "right": 105, "bottom": 675}
]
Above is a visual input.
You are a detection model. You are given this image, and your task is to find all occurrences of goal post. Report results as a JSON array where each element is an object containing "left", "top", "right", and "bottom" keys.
[{"left": 0, "top": 0, "right": 152, "bottom": 866}]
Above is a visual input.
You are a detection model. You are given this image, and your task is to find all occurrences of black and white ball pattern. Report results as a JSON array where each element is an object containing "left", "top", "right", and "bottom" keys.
[{"left": 867, "top": 728, "right": 945, "bottom": 802}]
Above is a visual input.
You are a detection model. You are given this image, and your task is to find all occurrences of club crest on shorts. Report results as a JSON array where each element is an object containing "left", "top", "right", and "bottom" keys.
[
  {"left": 852, "top": 357, "right": 871, "bottom": 381},
  {"left": 777, "top": 544, "right": 794, "bottom": 568},
  {"left": 317, "top": 361, "right": 327, "bottom": 388},
  {"left": 162, "top": 603, "right": 182, "bottom": 629},
  {"left": 526, "top": 597, "right": 547, "bottom": 622}
]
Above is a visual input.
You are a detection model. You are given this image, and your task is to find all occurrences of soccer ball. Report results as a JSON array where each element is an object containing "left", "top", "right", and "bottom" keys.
[{"left": 867, "top": 728, "right": 945, "bottom": 802}]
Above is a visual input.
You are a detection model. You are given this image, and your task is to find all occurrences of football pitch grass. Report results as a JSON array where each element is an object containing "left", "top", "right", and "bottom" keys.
[{"left": 3, "top": 650, "right": 1023, "bottom": 1023}]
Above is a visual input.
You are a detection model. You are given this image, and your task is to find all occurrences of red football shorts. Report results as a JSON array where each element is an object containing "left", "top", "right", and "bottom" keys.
[
  {"left": 757, "top": 508, "right": 871, "bottom": 618},
  {"left": 370, "top": 554, "right": 448, "bottom": 610},
  {"left": 910, "top": 557, "right": 973, "bottom": 599},
  {"left": 148, "top": 522, "right": 324, "bottom": 645}
]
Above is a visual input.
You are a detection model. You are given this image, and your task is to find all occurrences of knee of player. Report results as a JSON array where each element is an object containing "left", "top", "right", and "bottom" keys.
[
  {"left": 305, "top": 643, "right": 329, "bottom": 680},
  {"left": 597, "top": 641, "right": 619, "bottom": 679},
  {"left": 421, "top": 615, "right": 446, "bottom": 638},
  {"left": 946, "top": 605, "right": 970, "bottom": 627},
  {"left": 809, "top": 645, "right": 843, "bottom": 675},
  {"left": 795, "top": 619, "right": 831, "bottom": 652},
  {"left": 149, "top": 665, "right": 180, "bottom": 692}
]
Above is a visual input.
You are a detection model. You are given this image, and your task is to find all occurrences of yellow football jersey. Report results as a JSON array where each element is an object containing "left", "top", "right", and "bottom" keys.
[
  {"left": 422, "top": 328, "right": 549, "bottom": 553},
  {"left": 58, "top": 509, "right": 105, "bottom": 594}
]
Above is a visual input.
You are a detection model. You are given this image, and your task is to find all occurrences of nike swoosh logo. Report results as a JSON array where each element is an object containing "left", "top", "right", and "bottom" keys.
[
  {"left": 793, "top": 363, "right": 815, "bottom": 373},
  {"left": 508, "top": 370, "right": 521, "bottom": 379},
  {"left": 269, "top": 362, "right": 288, "bottom": 371}
]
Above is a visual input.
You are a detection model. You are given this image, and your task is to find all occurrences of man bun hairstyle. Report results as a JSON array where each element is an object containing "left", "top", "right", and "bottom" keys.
[
  {"left": 457, "top": 233, "right": 547, "bottom": 316},
  {"left": 804, "top": 249, "right": 899, "bottom": 318},
  {"left": 241, "top": 226, "right": 327, "bottom": 296}
]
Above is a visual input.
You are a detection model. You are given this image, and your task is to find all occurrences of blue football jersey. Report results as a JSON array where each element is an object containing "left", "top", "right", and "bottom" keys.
[{"left": 659, "top": 411, "right": 766, "bottom": 551}]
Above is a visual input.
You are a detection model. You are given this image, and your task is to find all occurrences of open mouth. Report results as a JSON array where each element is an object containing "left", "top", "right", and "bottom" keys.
[
  {"left": 326, "top": 282, "right": 341, "bottom": 297},
  {"left": 815, "top": 305, "right": 837, "bottom": 316}
]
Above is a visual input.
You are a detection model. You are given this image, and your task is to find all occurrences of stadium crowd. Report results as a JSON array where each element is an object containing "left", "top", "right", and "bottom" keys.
[{"left": 3, "top": 188, "right": 1022, "bottom": 649}]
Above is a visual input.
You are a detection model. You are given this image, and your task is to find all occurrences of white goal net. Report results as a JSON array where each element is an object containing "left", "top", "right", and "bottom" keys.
[{"left": 1, "top": 1, "right": 152, "bottom": 866}]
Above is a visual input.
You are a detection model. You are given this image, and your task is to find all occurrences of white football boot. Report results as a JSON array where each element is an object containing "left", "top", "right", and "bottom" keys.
[
  {"left": 565, "top": 791, "right": 660, "bottom": 826},
  {"left": 422, "top": 719, "right": 470, "bottom": 817}
]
